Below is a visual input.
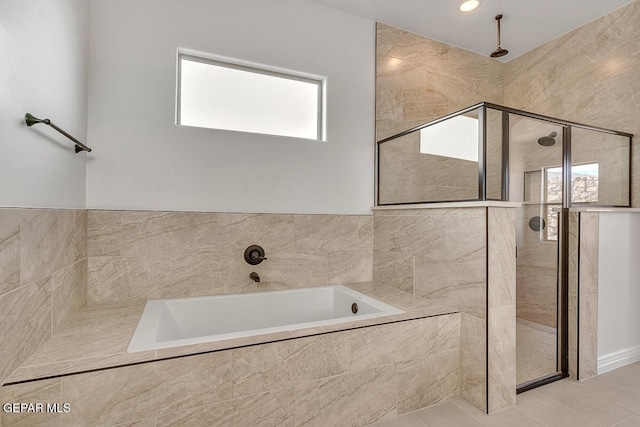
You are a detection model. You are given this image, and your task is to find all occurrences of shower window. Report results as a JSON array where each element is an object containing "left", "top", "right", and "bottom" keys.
[
  {"left": 545, "top": 163, "right": 599, "bottom": 204},
  {"left": 570, "top": 163, "right": 599, "bottom": 203},
  {"left": 177, "top": 53, "right": 324, "bottom": 140},
  {"left": 543, "top": 163, "right": 599, "bottom": 241}
]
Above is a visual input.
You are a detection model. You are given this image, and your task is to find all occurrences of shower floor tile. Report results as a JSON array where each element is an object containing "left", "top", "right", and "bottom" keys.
[{"left": 516, "top": 318, "right": 557, "bottom": 385}]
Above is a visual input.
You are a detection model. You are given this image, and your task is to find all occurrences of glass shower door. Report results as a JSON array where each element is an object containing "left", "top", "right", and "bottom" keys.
[{"left": 510, "top": 115, "right": 564, "bottom": 387}]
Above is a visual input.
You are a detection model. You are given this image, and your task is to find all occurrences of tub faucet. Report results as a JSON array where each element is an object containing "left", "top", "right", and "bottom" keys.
[
  {"left": 250, "top": 272, "right": 260, "bottom": 283},
  {"left": 244, "top": 245, "right": 267, "bottom": 265}
]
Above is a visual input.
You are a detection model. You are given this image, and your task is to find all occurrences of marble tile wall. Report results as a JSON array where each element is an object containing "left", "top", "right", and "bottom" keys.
[
  {"left": 487, "top": 208, "right": 517, "bottom": 412},
  {"left": 567, "top": 211, "right": 579, "bottom": 378},
  {"left": 374, "top": 207, "right": 486, "bottom": 412},
  {"left": 376, "top": 23, "right": 503, "bottom": 205},
  {"left": 86, "top": 211, "right": 373, "bottom": 303},
  {"left": 0, "top": 208, "right": 87, "bottom": 385},
  {"left": 376, "top": 23, "right": 504, "bottom": 142},
  {"left": 378, "top": 133, "right": 479, "bottom": 204},
  {"left": 503, "top": 0, "right": 640, "bottom": 208},
  {"left": 0, "top": 312, "right": 460, "bottom": 427},
  {"left": 578, "top": 212, "right": 599, "bottom": 380},
  {"left": 377, "top": 120, "right": 480, "bottom": 205},
  {"left": 373, "top": 208, "right": 486, "bottom": 314},
  {"left": 377, "top": 3, "right": 639, "bottom": 206},
  {"left": 515, "top": 204, "right": 559, "bottom": 328},
  {"left": 373, "top": 206, "right": 517, "bottom": 414},
  {"left": 568, "top": 211, "right": 600, "bottom": 381}
]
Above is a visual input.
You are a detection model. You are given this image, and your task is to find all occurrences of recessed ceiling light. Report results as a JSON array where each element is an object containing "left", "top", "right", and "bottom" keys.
[{"left": 459, "top": 0, "right": 480, "bottom": 12}]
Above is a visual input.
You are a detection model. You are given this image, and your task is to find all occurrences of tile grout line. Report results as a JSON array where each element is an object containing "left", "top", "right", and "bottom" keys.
[
  {"left": 524, "top": 388, "right": 607, "bottom": 425},
  {"left": 410, "top": 412, "right": 429, "bottom": 426},
  {"left": 610, "top": 414, "right": 638, "bottom": 427}
]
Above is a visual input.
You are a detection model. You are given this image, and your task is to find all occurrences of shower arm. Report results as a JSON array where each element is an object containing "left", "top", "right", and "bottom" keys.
[{"left": 25, "top": 113, "right": 92, "bottom": 153}]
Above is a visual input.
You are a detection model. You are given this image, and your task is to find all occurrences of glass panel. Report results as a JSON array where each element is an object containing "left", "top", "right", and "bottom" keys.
[
  {"left": 510, "top": 114, "right": 563, "bottom": 386},
  {"left": 486, "top": 108, "right": 503, "bottom": 200},
  {"left": 524, "top": 170, "right": 543, "bottom": 202},
  {"left": 178, "top": 55, "right": 322, "bottom": 140},
  {"left": 571, "top": 128, "right": 630, "bottom": 206},
  {"left": 378, "top": 108, "right": 481, "bottom": 204}
]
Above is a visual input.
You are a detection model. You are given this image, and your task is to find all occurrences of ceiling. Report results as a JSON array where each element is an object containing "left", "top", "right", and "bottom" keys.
[{"left": 310, "top": 0, "right": 635, "bottom": 61}]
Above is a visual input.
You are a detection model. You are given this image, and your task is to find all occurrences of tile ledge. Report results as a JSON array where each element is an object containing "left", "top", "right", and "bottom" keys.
[
  {"left": 570, "top": 207, "right": 640, "bottom": 213},
  {"left": 371, "top": 201, "right": 522, "bottom": 211},
  {"left": 3, "top": 285, "right": 459, "bottom": 386}
]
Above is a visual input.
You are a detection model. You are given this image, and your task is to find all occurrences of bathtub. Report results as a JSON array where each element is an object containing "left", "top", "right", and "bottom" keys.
[{"left": 127, "top": 285, "right": 404, "bottom": 352}]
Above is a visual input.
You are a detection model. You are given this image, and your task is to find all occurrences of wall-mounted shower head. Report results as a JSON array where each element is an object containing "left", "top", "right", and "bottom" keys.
[
  {"left": 538, "top": 131, "right": 558, "bottom": 146},
  {"left": 490, "top": 14, "right": 509, "bottom": 58}
]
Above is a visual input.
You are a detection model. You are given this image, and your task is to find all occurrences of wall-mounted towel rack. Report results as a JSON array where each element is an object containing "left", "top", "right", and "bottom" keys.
[{"left": 25, "top": 113, "right": 92, "bottom": 153}]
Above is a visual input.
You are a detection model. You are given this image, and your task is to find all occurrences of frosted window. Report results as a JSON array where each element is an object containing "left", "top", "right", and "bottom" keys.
[
  {"left": 178, "top": 55, "right": 323, "bottom": 140},
  {"left": 419, "top": 115, "right": 479, "bottom": 162}
]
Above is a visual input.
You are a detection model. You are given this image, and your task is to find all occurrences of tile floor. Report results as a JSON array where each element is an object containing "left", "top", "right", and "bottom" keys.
[
  {"left": 516, "top": 319, "right": 557, "bottom": 384},
  {"left": 370, "top": 361, "right": 640, "bottom": 427}
]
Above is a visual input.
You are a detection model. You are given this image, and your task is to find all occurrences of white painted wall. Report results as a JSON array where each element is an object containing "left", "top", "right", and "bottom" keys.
[
  {"left": 0, "top": 0, "right": 89, "bottom": 208},
  {"left": 86, "top": 0, "right": 375, "bottom": 214},
  {"left": 597, "top": 212, "right": 640, "bottom": 373}
]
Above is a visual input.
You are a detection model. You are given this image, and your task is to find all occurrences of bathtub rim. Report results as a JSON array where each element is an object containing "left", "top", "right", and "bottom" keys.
[
  {"left": 127, "top": 284, "right": 405, "bottom": 353},
  {"left": 3, "top": 284, "right": 460, "bottom": 386}
]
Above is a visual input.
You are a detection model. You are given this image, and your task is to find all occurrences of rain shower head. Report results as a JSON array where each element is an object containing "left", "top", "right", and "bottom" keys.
[
  {"left": 490, "top": 14, "right": 509, "bottom": 58},
  {"left": 538, "top": 131, "right": 558, "bottom": 146}
]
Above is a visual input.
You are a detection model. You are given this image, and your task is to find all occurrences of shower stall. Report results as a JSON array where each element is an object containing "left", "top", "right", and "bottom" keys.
[{"left": 376, "top": 102, "right": 633, "bottom": 391}]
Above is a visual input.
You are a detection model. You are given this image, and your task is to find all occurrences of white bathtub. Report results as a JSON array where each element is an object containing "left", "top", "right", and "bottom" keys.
[{"left": 127, "top": 285, "right": 404, "bottom": 353}]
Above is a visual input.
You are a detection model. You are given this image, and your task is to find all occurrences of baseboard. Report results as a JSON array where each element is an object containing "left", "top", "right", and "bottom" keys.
[{"left": 597, "top": 346, "right": 640, "bottom": 375}]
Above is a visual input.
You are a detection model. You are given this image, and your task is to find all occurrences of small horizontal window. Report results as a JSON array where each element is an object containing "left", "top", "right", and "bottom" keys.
[
  {"left": 177, "top": 53, "right": 324, "bottom": 140},
  {"left": 419, "top": 115, "right": 479, "bottom": 162}
]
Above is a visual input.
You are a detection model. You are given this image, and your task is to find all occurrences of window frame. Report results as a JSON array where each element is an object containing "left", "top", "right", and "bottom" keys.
[{"left": 176, "top": 52, "right": 325, "bottom": 141}]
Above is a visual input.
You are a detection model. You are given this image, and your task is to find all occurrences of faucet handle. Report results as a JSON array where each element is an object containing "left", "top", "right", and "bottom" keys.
[
  {"left": 251, "top": 253, "right": 267, "bottom": 262},
  {"left": 244, "top": 245, "right": 267, "bottom": 265}
]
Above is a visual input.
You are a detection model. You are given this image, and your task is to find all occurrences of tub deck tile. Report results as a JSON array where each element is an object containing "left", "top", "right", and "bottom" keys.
[{"left": 3, "top": 284, "right": 459, "bottom": 386}]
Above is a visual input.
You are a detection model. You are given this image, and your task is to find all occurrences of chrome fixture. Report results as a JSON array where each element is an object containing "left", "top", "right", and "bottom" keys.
[
  {"left": 490, "top": 14, "right": 509, "bottom": 58},
  {"left": 244, "top": 245, "right": 267, "bottom": 265},
  {"left": 25, "top": 113, "right": 92, "bottom": 153},
  {"left": 250, "top": 272, "right": 261, "bottom": 283}
]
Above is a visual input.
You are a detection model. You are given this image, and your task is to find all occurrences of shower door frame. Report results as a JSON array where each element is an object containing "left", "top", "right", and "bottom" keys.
[
  {"left": 375, "top": 102, "right": 633, "bottom": 208},
  {"left": 488, "top": 105, "right": 633, "bottom": 393},
  {"left": 375, "top": 101, "right": 634, "bottom": 393}
]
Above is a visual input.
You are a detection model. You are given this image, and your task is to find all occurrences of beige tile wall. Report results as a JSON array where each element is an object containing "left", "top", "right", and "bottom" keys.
[
  {"left": 0, "top": 313, "right": 460, "bottom": 427},
  {"left": 503, "top": 0, "right": 640, "bottom": 208},
  {"left": 515, "top": 205, "right": 559, "bottom": 328},
  {"left": 377, "top": 3, "right": 639, "bottom": 207},
  {"left": 376, "top": 23, "right": 504, "bottom": 204},
  {"left": 373, "top": 207, "right": 516, "bottom": 413},
  {"left": 373, "top": 207, "right": 486, "bottom": 411},
  {"left": 378, "top": 131, "right": 479, "bottom": 204},
  {"left": 568, "top": 211, "right": 579, "bottom": 378},
  {"left": 376, "top": 23, "right": 504, "bottom": 142},
  {"left": 487, "top": 208, "right": 517, "bottom": 412},
  {"left": 0, "top": 208, "right": 87, "bottom": 385},
  {"left": 86, "top": 211, "right": 373, "bottom": 303},
  {"left": 567, "top": 212, "right": 600, "bottom": 381}
]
